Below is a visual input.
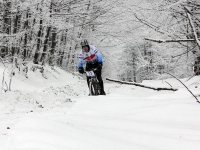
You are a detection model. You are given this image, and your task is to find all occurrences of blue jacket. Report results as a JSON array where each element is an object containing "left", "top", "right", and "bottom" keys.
[{"left": 78, "top": 45, "right": 103, "bottom": 68}]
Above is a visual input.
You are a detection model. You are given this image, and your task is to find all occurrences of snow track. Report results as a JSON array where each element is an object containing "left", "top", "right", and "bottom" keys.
[{"left": 1, "top": 69, "right": 200, "bottom": 150}]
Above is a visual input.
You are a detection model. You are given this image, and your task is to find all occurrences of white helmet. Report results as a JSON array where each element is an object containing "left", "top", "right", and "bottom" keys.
[{"left": 80, "top": 40, "right": 89, "bottom": 47}]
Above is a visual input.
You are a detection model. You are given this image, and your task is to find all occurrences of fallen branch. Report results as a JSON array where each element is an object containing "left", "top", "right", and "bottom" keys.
[
  {"left": 145, "top": 38, "right": 199, "bottom": 43},
  {"left": 106, "top": 78, "right": 178, "bottom": 91},
  {"left": 165, "top": 72, "right": 200, "bottom": 103}
]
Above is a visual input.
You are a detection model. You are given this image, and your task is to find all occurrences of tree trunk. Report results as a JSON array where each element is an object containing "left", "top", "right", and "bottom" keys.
[
  {"left": 3, "top": 1, "right": 11, "bottom": 35},
  {"left": 12, "top": 7, "right": 21, "bottom": 56},
  {"left": 40, "top": 2, "right": 53, "bottom": 64},
  {"left": 23, "top": 8, "right": 31, "bottom": 60},
  {"left": 40, "top": 26, "right": 51, "bottom": 63},
  {"left": 49, "top": 27, "right": 57, "bottom": 65},
  {"left": 2, "top": 1, "right": 11, "bottom": 58},
  {"left": 34, "top": 19, "right": 43, "bottom": 64}
]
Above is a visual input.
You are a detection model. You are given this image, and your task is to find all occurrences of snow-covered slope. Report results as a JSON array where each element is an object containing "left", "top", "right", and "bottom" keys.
[{"left": 0, "top": 65, "right": 200, "bottom": 150}]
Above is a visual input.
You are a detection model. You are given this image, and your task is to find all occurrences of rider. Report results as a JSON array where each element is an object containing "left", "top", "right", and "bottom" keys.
[{"left": 77, "top": 40, "right": 106, "bottom": 95}]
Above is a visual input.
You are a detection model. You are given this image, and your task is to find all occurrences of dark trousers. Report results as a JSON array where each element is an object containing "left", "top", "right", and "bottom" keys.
[
  {"left": 86, "top": 70, "right": 104, "bottom": 90},
  {"left": 86, "top": 63, "right": 104, "bottom": 92}
]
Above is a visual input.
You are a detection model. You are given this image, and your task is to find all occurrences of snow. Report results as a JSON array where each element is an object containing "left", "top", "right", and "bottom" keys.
[{"left": 0, "top": 66, "right": 200, "bottom": 150}]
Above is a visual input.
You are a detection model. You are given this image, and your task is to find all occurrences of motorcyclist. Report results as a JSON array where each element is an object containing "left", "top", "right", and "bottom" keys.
[{"left": 77, "top": 40, "right": 106, "bottom": 95}]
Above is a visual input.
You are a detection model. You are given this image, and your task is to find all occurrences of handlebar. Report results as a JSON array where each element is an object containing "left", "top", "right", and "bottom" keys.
[
  {"left": 84, "top": 68, "right": 97, "bottom": 73},
  {"left": 84, "top": 68, "right": 97, "bottom": 77}
]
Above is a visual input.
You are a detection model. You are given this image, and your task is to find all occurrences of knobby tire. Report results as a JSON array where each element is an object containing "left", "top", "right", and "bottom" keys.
[{"left": 89, "top": 79, "right": 101, "bottom": 96}]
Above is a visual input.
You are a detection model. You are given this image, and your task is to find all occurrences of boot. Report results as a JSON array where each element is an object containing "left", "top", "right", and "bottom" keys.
[
  {"left": 99, "top": 82, "right": 106, "bottom": 95},
  {"left": 100, "top": 89, "right": 106, "bottom": 95}
]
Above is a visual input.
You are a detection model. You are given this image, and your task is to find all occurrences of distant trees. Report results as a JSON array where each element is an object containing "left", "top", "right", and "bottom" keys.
[
  {"left": 119, "top": 0, "right": 200, "bottom": 82},
  {"left": 2, "top": 0, "right": 199, "bottom": 83},
  {"left": 0, "top": 0, "right": 123, "bottom": 76}
]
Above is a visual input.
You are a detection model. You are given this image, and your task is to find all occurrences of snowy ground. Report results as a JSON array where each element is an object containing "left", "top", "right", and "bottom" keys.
[{"left": 0, "top": 66, "right": 200, "bottom": 150}]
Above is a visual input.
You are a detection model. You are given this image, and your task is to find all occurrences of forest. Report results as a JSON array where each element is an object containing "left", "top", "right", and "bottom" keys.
[
  {"left": 1, "top": 1, "right": 200, "bottom": 150},
  {"left": 0, "top": 0, "right": 199, "bottom": 83}
]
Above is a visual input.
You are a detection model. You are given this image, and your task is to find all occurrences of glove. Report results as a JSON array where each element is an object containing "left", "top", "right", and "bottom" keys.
[{"left": 78, "top": 67, "right": 84, "bottom": 74}]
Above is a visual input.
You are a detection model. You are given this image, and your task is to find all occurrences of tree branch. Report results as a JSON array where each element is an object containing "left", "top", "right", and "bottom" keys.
[
  {"left": 184, "top": 7, "right": 200, "bottom": 50},
  {"left": 145, "top": 38, "right": 199, "bottom": 43},
  {"left": 172, "top": 44, "right": 197, "bottom": 58},
  {"left": 165, "top": 72, "right": 200, "bottom": 103},
  {"left": 106, "top": 78, "right": 178, "bottom": 91}
]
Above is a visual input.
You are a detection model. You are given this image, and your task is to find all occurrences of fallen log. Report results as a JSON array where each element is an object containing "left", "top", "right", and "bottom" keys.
[
  {"left": 106, "top": 78, "right": 178, "bottom": 91},
  {"left": 145, "top": 38, "right": 199, "bottom": 43}
]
